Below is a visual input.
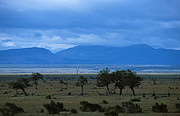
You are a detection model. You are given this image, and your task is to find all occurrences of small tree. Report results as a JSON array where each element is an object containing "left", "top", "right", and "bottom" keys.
[
  {"left": 8, "top": 78, "right": 31, "bottom": 96},
  {"left": 76, "top": 75, "right": 88, "bottom": 95},
  {"left": 30, "top": 73, "right": 46, "bottom": 90},
  {"left": 152, "top": 103, "right": 168, "bottom": 113},
  {"left": 112, "top": 70, "right": 127, "bottom": 95},
  {"left": 96, "top": 68, "right": 112, "bottom": 94},
  {"left": 126, "top": 69, "right": 143, "bottom": 96},
  {"left": 60, "top": 80, "right": 68, "bottom": 89},
  {"left": 0, "top": 103, "right": 24, "bottom": 116}
]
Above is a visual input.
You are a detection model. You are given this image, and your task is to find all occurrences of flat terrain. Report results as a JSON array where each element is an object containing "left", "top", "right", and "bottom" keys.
[{"left": 0, "top": 73, "right": 180, "bottom": 116}]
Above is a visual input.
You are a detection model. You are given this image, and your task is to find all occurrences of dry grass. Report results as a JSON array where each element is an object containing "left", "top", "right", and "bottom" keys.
[{"left": 0, "top": 76, "right": 180, "bottom": 116}]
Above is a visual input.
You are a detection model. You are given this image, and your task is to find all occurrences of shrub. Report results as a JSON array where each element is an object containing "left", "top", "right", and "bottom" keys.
[
  {"left": 80, "top": 101, "right": 103, "bottom": 112},
  {"left": 121, "top": 101, "right": 142, "bottom": 113},
  {"left": 102, "top": 100, "right": 108, "bottom": 104},
  {"left": 70, "top": 109, "right": 77, "bottom": 113},
  {"left": 176, "top": 103, "right": 180, "bottom": 112},
  {"left": 0, "top": 103, "right": 24, "bottom": 116},
  {"left": 104, "top": 105, "right": 122, "bottom": 116},
  {"left": 104, "top": 110, "right": 118, "bottom": 116},
  {"left": 45, "top": 95, "right": 51, "bottom": 99},
  {"left": 152, "top": 103, "right": 168, "bottom": 113},
  {"left": 114, "top": 105, "right": 123, "bottom": 113},
  {"left": 37, "top": 109, "right": 44, "bottom": 113},
  {"left": 131, "top": 98, "right": 141, "bottom": 102},
  {"left": 43, "top": 100, "right": 67, "bottom": 114}
]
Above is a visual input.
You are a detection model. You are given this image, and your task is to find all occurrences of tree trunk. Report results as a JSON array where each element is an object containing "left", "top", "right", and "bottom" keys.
[
  {"left": 21, "top": 88, "right": 28, "bottom": 96},
  {"left": 119, "top": 88, "right": 123, "bottom": 95},
  {"left": 35, "top": 84, "right": 38, "bottom": 90},
  {"left": 106, "top": 85, "right": 110, "bottom": 94},
  {"left": 131, "top": 88, "right": 135, "bottom": 96},
  {"left": 80, "top": 85, "right": 84, "bottom": 95}
]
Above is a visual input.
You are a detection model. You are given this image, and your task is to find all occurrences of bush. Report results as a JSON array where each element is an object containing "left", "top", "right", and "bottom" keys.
[
  {"left": 121, "top": 101, "right": 142, "bottom": 113},
  {"left": 45, "top": 95, "right": 51, "bottom": 99},
  {"left": 114, "top": 105, "right": 123, "bottom": 113},
  {"left": 104, "top": 110, "right": 118, "bottom": 116},
  {"left": 0, "top": 103, "right": 24, "bottom": 116},
  {"left": 102, "top": 100, "right": 108, "bottom": 104},
  {"left": 43, "top": 100, "right": 67, "bottom": 114},
  {"left": 131, "top": 98, "right": 141, "bottom": 102},
  {"left": 152, "top": 103, "right": 168, "bottom": 113},
  {"left": 104, "top": 105, "right": 122, "bottom": 116},
  {"left": 80, "top": 101, "right": 103, "bottom": 112},
  {"left": 176, "top": 103, "right": 180, "bottom": 112},
  {"left": 70, "top": 109, "right": 77, "bottom": 113}
]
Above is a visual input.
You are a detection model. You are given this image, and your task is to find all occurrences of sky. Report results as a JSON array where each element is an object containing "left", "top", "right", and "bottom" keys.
[{"left": 0, "top": 0, "right": 180, "bottom": 52}]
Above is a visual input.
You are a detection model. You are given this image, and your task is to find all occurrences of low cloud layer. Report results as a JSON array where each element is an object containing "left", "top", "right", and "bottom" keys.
[{"left": 0, "top": 0, "right": 180, "bottom": 52}]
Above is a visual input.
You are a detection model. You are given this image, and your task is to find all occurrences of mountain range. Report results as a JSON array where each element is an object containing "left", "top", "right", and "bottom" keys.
[{"left": 0, "top": 44, "right": 180, "bottom": 65}]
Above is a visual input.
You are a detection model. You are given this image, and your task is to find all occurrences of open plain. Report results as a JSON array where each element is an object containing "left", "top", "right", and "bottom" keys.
[{"left": 0, "top": 73, "right": 180, "bottom": 116}]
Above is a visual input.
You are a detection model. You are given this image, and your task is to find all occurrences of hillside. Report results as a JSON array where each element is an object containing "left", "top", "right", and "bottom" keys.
[
  {"left": 55, "top": 44, "right": 180, "bottom": 65},
  {"left": 0, "top": 47, "right": 67, "bottom": 64}
]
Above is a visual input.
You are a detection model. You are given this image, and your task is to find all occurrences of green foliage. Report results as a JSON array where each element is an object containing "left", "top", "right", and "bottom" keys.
[
  {"left": 152, "top": 103, "right": 168, "bottom": 113},
  {"left": 0, "top": 103, "right": 24, "bottom": 116},
  {"left": 112, "top": 70, "right": 127, "bottom": 95},
  {"left": 31, "top": 73, "right": 44, "bottom": 81},
  {"left": 30, "top": 73, "right": 45, "bottom": 89},
  {"left": 45, "top": 95, "right": 51, "bottom": 99},
  {"left": 96, "top": 68, "right": 112, "bottom": 94},
  {"left": 70, "top": 109, "right": 78, "bottom": 113},
  {"left": 43, "top": 100, "right": 67, "bottom": 114},
  {"left": 175, "top": 103, "right": 180, "bottom": 112},
  {"left": 97, "top": 68, "right": 142, "bottom": 95},
  {"left": 80, "top": 101, "right": 103, "bottom": 112},
  {"left": 76, "top": 75, "right": 88, "bottom": 95},
  {"left": 104, "top": 109, "right": 118, "bottom": 116},
  {"left": 131, "top": 98, "right": 141, "bottom": 102},
  {"left": 125, "top": 69, "right": 143, "bottom": 95},
  {"left": 8, "top": 77, "right": 31, "bottom": 96},
  {"left": 104, "top": 105, "right": 123, "bottom": 116},
  {"left": 126, "top": 69, "right": 143, "bottom": 89},
  {"left": 102, "top": 100, "right": 108, "bottom": 104},
  {"left": 121, "top": 101, "right": 142, "bottom": 113},
  {"left": 9, "top": 78, "right": 31, "bottom": 90},
  {"left": 97, "top": 68, "right": 111, "bottom": 87},
  {"left": 76, "top": 75, "right": 88, "bottom": 86}
]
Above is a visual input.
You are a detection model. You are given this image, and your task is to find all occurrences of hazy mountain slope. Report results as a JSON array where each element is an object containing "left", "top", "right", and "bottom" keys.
[
  {"left": 0, "top": 47, "right": 67, "bottom": 64},
  {"left": 55, "top": 44, "right": 180, "bottom": 65}
]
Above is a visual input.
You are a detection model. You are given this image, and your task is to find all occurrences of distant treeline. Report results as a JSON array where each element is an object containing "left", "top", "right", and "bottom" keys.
[{"left": 0, "top": 73, "right": 180, "bottom": 81}]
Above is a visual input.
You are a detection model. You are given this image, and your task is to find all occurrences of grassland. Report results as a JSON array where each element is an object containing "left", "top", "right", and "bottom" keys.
[{"left": 0, "top": 73, "right": 180, "bottom": 116}]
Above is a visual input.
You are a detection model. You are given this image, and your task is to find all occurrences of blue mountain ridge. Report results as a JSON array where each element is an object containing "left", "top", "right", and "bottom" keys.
[
  {"left": 0, "top": 45, "right": 180, "bottom": 64},
  {"left": 0, "top": 47, "right": 67, "bottom": 64},
  {"left": 55, "top": 44, "right": 180, "bottom": 65}
]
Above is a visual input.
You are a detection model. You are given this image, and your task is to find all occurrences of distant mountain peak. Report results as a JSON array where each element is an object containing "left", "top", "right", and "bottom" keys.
[
  {"left": 55, "top": 44, "right": 180, "bottom": 65},
  {"left": 128, "top": 44, "right": 153, "bottom": 49},
  {"left": 0, "top": 47, "right": 67, "bottom": 64}
]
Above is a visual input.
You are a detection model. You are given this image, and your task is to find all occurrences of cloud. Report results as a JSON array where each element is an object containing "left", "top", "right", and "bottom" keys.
[
  {"left": 0, "top": 0, "right": 180, "bottom": 51},
  {"left": 1, "top": 27, "right": 180, "bottom": 52},
  {"left": 2, "top": 42, "right": 15, "bottom": 47}
]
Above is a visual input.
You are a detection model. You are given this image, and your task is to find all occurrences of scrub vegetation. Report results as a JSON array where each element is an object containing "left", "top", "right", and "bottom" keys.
[{"left": 0, "top": 69, "right": 180, "bottom": 116}]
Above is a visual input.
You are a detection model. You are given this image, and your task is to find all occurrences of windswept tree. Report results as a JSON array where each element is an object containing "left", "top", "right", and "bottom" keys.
[
  {"left": 96, "top": 68, "right": 112, "bottom": 94},
  {"left": 126, "top": 69, "right": 143, "bottom": 96},
  {"left": 8, "top": 78, "right": 31, "bottom": 96},
  {"left": 112, "top": 70, "right": 127, "bottom": 95},
  {"left": 30, "top": 73, "right": 46, "bottom": 90},
  {"left": 76, "top": 75, "right": 88, "bottom": 95}
]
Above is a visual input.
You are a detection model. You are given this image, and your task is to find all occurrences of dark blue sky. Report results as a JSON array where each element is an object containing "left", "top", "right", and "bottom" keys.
[{"left": 0, "top": 0, "right": 180, "bottom": 52}]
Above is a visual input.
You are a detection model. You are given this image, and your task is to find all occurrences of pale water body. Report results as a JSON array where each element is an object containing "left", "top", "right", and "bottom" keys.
[{"left": 0, "top": 64, "right": 180, "bottom": 74}]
